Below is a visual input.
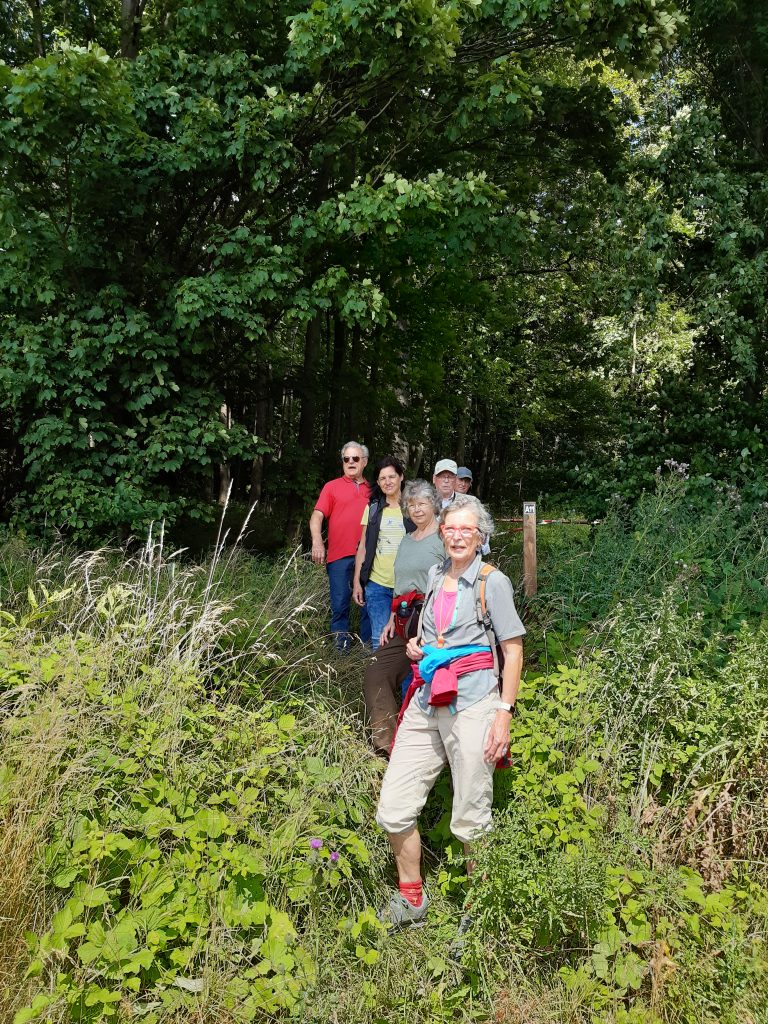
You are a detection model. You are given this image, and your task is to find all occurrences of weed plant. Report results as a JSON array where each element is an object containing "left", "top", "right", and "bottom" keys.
[{"left": 1, "top": 478, "right": 768, "bottom": 1023}]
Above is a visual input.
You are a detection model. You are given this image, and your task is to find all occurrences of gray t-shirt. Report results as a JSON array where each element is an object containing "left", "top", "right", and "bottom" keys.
[
  {"left": 415, "top": 554, "right": 526, "bottom": 714},
  {"left": 393, "top": 532, "right": 446, "bottom": 595}
]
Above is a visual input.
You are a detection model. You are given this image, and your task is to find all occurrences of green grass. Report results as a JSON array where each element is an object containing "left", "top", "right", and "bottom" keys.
[{"left": 2, "top": 479, "right": 768, "bottom": 1023}]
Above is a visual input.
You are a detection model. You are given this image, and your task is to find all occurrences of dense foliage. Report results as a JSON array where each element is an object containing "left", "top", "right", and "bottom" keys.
[
  {"left": 575, "top": 1, "right": 768, "bottom": 512},
  {"left": 0, "top": 0, "right": 691, "bottom": 537},
  {"left": 3, "top": 1, "right": 767, "bottom": 539},
  {"left": 1, "top": 478, "right": 768, "bottom": 1021}
]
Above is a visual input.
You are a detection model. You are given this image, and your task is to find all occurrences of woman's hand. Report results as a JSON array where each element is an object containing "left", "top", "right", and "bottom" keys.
[
  {"left": 406, "top": 637, "right": 424, "bottom": 661},
  {"left": 379, "top": 614, "right": 396, "bottom": 646},
  {"left": 483, "top": 710, "right": 512, "bottom": 764},
  {"left": 352, "top": 580, "right": 365, "bottom": 607}
]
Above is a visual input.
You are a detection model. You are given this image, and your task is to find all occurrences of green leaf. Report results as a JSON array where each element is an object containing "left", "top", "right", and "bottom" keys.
[
  {"left": 72, "top": 882, "right": 110, "bottom": 907},
  {"left": 194, "top": 807, "right": 230, "bottom": 838}
]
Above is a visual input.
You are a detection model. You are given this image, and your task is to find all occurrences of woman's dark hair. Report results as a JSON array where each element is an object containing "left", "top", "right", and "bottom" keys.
[{"left": 370, "top": 456, "right": 405, "bottom": 503}]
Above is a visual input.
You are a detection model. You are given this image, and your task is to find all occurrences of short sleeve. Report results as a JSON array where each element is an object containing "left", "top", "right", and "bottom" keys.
[
  {"left": 485, "top": 570, "right": 526, "bottom": 641},
  {"left": 314, "top": 482, "right": 334, "bottom": 518},
  {"left": 361, "top": 505, "right": 370, "bottom": 527}
]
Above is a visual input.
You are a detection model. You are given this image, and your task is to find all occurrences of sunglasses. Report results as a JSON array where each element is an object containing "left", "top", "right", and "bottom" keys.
[{"left": 343, "top": 455, "right": 361, "bottom": 463}]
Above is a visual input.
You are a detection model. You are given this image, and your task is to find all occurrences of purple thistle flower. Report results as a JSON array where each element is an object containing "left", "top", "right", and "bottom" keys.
[
  {"left": 330, "top": 850, "right": 340, "bottom": 863},
  {"left": 309, "top": 837, "right": 323, "bottom": 850}
]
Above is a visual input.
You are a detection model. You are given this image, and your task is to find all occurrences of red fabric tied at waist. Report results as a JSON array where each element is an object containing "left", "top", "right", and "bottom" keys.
[
  {"left": 400, "top": 650, "right": 495, "bottom": 720},
  {"left": 391, "top": 650, "right": 509, "bottom": 771},
  {"left": 427, "top": 651, "right": 495, "bottom": 706}
]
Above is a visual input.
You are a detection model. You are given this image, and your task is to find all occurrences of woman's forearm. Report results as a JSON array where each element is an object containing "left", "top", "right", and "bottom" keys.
[
  {"left": 352, "top": 532, "right": 368, "bottom": 605},
  {"left": 499, "top": 636, "right": 524, "bottom": 705},
  {"left": 353, "top": 531, "right": 366, "bottom": 587}
]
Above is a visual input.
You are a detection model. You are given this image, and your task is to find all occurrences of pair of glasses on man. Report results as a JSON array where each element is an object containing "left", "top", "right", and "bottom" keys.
[
  {"left": 441, "top": 525, "right": 479, "bottom": 538},
  {"left": 343, "top": 455, "right": 361, "bottom": 463}
]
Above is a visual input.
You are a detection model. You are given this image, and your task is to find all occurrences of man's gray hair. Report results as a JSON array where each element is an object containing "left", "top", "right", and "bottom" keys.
[
  {"left": 402, "top": 479, "right": 440, "bottom": 515},
  {"left": 440, "top": 494, "right": 495, "bottom": 538},
  {"left": 340, "top": 441, "right": 369, "bottom": 459}
]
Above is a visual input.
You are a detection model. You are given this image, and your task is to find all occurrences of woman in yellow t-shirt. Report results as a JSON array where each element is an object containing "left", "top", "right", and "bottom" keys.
[{"left": 353, "top": 457, "right": 414, "bottom": 650}]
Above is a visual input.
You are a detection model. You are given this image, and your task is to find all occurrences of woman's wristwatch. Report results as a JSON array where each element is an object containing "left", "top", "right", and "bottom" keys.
[{"left": 496, "top": 701, "right": 516, "bottom": 715}]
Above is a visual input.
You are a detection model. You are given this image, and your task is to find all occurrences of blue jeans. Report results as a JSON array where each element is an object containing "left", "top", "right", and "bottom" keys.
[
  {"left": 365, "top": 579, "right": 394, "bottom": 651},
  {"left": 327, "top": 556, "right": 371, "bottom": 651}
]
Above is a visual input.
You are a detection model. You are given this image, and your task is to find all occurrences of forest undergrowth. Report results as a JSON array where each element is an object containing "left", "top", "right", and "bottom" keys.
[{"left": 2, "top": 477, "right": 768, "bottom": 1024}]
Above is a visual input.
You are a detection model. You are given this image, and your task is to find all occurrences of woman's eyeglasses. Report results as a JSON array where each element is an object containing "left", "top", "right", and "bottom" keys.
[
  {"left": 442, "top": 525, "right": 478, "bottom": 538},
  {"left": 343, "top": 455, "right": 361, "bottom": 463}
]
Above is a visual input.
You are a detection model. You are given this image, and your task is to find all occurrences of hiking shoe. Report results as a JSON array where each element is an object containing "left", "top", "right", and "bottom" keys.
[
  {"left": 448, "top": 912, "right": 474, "bottom": 959},
  {"left": 378, "top": 890, "right": 429, "bottom": 930}
]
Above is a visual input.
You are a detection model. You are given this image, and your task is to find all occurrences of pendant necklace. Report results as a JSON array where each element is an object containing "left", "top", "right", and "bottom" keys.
[{"left": 435, "top": 577, "right": 459, "bottom": 648}]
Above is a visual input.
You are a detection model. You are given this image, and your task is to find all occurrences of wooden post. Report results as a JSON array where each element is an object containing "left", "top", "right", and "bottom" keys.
[{"left": 523, "top": 501, "right": 537, "bottom": 597}]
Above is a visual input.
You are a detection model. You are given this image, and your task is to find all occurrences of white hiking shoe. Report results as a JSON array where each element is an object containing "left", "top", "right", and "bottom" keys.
[{"left": 378, "top": 890, "right": 429, "bottom": 930}]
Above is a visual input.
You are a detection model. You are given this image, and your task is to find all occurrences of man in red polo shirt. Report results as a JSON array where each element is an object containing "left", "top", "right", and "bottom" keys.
[{"left": 310, "top": 441, "right": 372, "bottom": 650}]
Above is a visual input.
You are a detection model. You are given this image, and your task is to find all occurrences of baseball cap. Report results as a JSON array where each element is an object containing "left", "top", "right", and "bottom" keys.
[
  {"left": 433, "top": 458, "right": 458, "bottom": 476},
  {"left": 456, "top": 466, "right": 473, "bottom": 480}
]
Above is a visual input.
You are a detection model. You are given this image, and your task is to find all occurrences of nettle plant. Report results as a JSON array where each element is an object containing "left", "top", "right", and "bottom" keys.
[
  {"left": 5, "top": 642, "right": 380, "bottom": 1023},
  {"left": 467, "top": 666, "right": 608, "bottom": 951},
  {"left": 462, "top": 652, "right": 768, "bottom": 1020}
]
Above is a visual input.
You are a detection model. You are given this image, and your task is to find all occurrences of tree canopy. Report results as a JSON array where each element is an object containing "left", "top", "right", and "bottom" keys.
[{"left": 3, "top": 0, "right": 765, "bottom": 538}]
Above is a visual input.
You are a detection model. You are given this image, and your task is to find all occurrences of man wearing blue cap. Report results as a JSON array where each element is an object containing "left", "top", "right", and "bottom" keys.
[
  {"left": 456, "top": 467, "right": 473, "bottom": 494},
  {"left": 454, "top": 465, "right": 489, "bottom": 553}
]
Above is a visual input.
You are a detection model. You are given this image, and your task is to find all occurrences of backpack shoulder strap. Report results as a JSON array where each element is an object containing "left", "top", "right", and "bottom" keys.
[
  {"left": 416, "top": 563, "right": 443, "bottom": 645},
  {"left": 475, "top": 563, "right": 500, "bottom": 678},
  {"left": 477, "top": 563, "right": 497, "bottom": 620}
]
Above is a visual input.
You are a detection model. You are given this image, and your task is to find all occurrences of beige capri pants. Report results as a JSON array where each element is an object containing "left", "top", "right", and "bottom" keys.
[{"left": 375, "top": 689, "right": 498, "bottom": 845}]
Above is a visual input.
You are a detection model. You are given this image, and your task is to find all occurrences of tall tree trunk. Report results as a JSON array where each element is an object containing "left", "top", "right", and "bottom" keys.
[
  {"left": 297, "top": 315, "right": 321, "bottom": 453},
  {"left": 326, "top": 316, "right": 347, "bottom": 458},
  {"left": 218, "top": 402, "right": 232, "bottom": 505},
  {"left": 411, "top": 442, "right": 424, "bottom": 477},
  {"left": 28, "top": 0, "right": 45, "bottom": 56},
  {"left": 121, "top": 0, "right": 143, "bottom": 58},
  {"left": 750, "top": 57, "right": 764, "bottom": 162},
  {"left": 516, "top": 438, "right": 526, "bottom": 499},
  {"left": 285, "top": 316, "right": 322, "bottom": 533},
  {"left": 455, "top": 417, "right": 467, "bottom": 465},
  {"left": 365, "top": 334, "right": 380, "bottom": 457},
  {"left": 488, "top": 430, "right": 504, "bottom": 502},
  {"left": 250, "top": 362, "right": 273, "bottom": 502},
  {"left": 296, "top": 155, "right": 333, "bottom": 461},
  {"left": 346, "top": 325, "right": 363, "bottom": 442},
  {"left": 476, "top": 408, "right": 491, "bottom": 498}
]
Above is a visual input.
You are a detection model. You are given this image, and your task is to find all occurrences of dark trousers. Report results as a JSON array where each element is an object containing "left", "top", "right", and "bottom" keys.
[{"left": 364, "top": 636, "right": 411, "bottom": 757}]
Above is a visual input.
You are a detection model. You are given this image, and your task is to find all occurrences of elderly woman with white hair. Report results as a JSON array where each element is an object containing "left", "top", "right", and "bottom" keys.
[
  {"left": 376, "top": 494, "right": 525, "bottom": 929},
  {"left": 363, "top": 479, "right": 445, "bottom": 757}
]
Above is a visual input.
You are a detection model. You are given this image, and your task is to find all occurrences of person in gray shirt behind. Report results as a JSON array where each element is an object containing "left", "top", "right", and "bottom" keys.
[{"left": 364, "top": 480, "right": 445, "bottom": 758}]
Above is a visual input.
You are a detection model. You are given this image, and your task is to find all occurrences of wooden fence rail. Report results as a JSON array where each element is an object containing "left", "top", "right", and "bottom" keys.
[{"left": 495, "top": 506, "right": 602, "bottom": 597}]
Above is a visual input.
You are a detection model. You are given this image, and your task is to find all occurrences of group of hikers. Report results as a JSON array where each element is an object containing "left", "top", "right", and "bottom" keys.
[{"left": 309, "top": 442, "right": 525, "bottom": 934}]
